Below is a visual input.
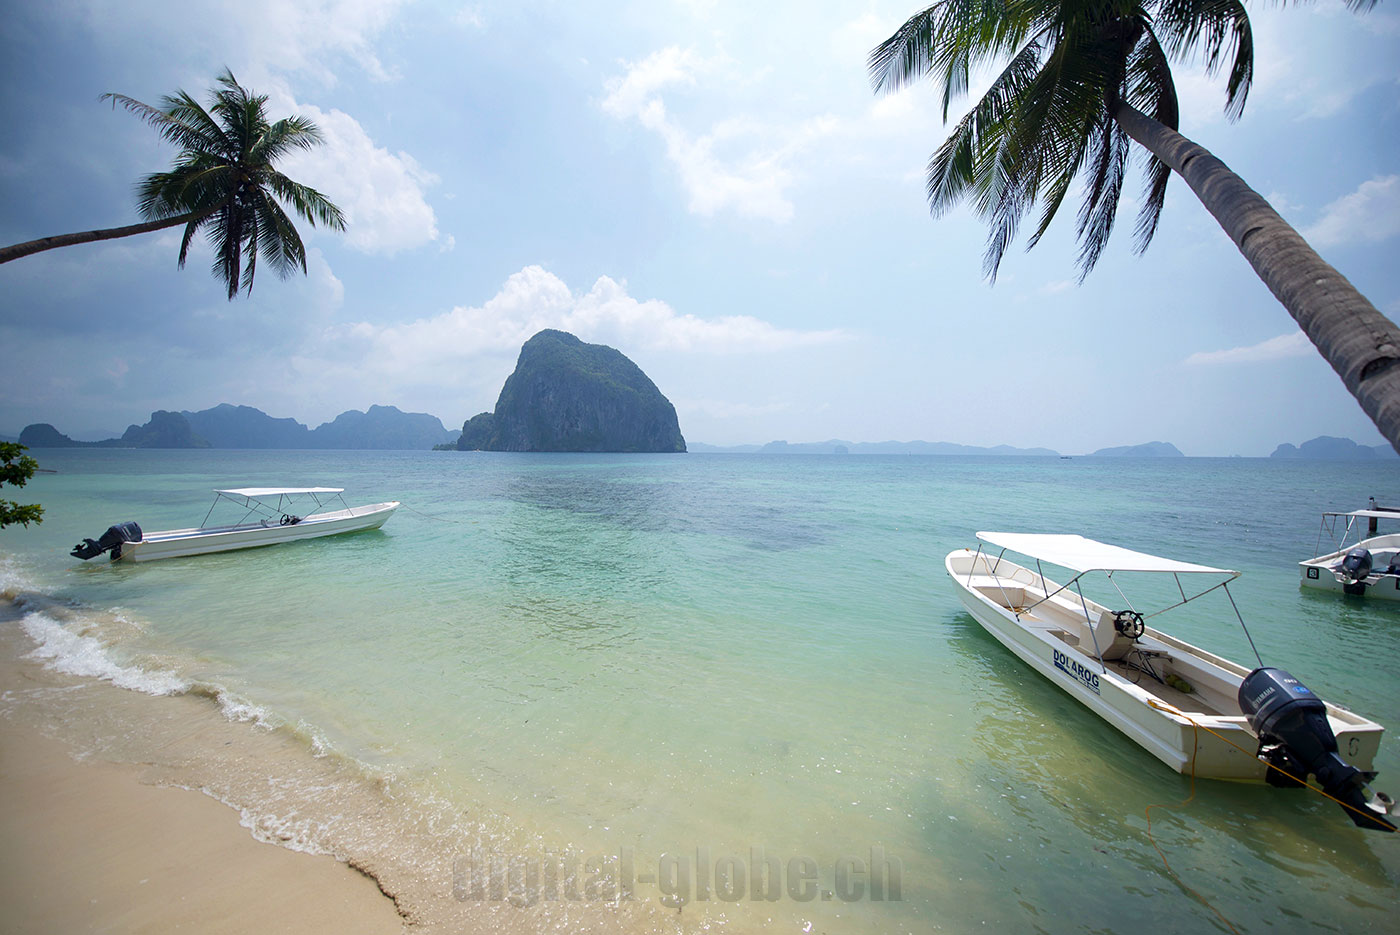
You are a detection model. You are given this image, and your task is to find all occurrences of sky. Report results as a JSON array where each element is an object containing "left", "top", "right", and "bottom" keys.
[{"left": 1, "top": 1, "right": 1398, "bottom": 456}]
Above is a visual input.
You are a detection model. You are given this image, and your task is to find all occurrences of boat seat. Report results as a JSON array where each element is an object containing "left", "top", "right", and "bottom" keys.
[
  {"left": 971, "top": 582, "right": 1030, "bottom": 611},
  {"left": 1087, "top": 609, "right": 1138, "bottom": 661}
]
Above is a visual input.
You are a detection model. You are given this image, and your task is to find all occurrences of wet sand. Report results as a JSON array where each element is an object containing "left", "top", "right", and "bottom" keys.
[
  {"left": 0, "top": 716, "right": 406, "bottom": 934},
  {"left": 0, "top": 591, "right": 406, "bottom": 935}
]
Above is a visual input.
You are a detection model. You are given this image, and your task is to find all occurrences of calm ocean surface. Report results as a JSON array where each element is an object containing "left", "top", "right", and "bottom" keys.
[{"left": 1, "top": 449, "right": 1397, "bottom": 932}]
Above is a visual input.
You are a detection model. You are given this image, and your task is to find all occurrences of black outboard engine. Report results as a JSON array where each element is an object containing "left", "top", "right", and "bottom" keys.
[
  {"left": 1339, "top": 547, "right": 1372, "bottom": 582},
  {"left": 70, "top": 521, "right": 143, "bottom": 561},
  {"left": 1338, "top": 547, "right": 1373, "bottom": 595},
  {"left": 1238, "top": 667, "right": 1396, "bottom": 832}
]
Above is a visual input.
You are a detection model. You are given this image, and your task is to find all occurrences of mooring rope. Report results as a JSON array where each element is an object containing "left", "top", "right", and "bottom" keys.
[
  {"left": 399, "top": 503, "right": 475, "bottom": 524},
  {"left": 1142, "top": 710, "right": 1240, "bottom": 935},
  {"left": 1142, "top": 697, "right": 1395, "bottom": 935},
  {"left": 1146, "top": 700, "right": 1392, "bottom": 829}
]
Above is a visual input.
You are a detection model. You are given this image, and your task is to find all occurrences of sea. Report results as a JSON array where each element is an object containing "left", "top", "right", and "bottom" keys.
[{"left": 0, "top": 449, "right": 1397, "bottom": 933}]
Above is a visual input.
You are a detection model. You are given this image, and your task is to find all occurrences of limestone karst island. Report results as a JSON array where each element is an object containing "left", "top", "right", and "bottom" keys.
[{"left": 453, "top": 329, "right": 686, "bottom": 453}]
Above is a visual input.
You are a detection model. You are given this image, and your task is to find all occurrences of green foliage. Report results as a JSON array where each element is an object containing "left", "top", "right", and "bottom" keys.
[
  {"left": 869, "top": 0, "right": 1262, "bottom": 280},
  {"left": 0, "top": 442, "right": 44, "bottom": 529},
  {"left": 103, "top": 68, "right": 346, "bottom": 299},
  {"left": 456, "top": 412, "right": 499, "bottom": 451}
]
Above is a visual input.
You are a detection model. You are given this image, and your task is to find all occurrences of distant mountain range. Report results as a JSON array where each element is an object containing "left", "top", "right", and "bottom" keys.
[
  {"left": 689, "top": 439, "right": 1194, "bottom": 457},
  {"left": 18, "top": 404, "right": 458, "bottom": 450},
  {"left": 9, "top": 414, "right": 1397, "bottom": 460},
  {"left": 688, "top": 439, "right": 1059, "bottom": 456},
  {"left": 691, "top": 436, "right": 1399, "bottom": 458},
  {"left": 1089, "top": 441, "right": 1183, "bottom": 457},
  {"left": 1270, "top": 436, "right": 1398, "bottom": 460}
]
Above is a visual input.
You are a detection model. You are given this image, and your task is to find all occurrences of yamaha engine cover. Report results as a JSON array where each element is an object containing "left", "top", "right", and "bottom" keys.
[
  {"left": 70, "top": 521, "right": 143, "bottom": 561},
  {"left": 1239, "top": 667, "right": 1395, "bottom": 831},
  {"left": 1340, "top": 547, "right": 1373, "bottom": 582}
]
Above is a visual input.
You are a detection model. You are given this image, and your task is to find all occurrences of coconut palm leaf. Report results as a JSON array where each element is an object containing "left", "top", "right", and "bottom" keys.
[
  {"left": 872, "top": 0, "right": 1400, "bottom": 449},
  {"left": 0, "top": 68, "right": 346, "bottom": 300}
]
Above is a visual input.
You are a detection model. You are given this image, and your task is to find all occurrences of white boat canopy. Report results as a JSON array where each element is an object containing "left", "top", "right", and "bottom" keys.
[
  {"left": 976, "top": 532, "right": 1237, "bottom": 576},
  {"left": 1324, "top": 509, "right": 1400, "bottom": 520},
  {"left": 216, "top": 487, "right": 345, "bottom": 498}
]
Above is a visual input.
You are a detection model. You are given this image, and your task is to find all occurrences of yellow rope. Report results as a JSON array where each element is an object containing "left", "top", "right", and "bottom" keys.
[
  {"left": 1141, "top": 696, "right": 1393, "bottom": 932},
  {"left": 1142, "top": 711, "right": 1241, "bottom": 934},
  {"left": 1146, "top": 700, "right": 1393, "bottom": 831}
]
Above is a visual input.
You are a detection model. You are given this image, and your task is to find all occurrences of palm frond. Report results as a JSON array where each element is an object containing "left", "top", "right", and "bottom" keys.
[
  {"left": 177, "top": 216, "right": 203, "bottom": 269},
  {"left": 869, "top": 5, "right": 943, "bottom": 94},
  {"left": 1074, "top": 116, "right": 1129, "bottom": 276},
  {"left": 869, "top": 0, "right": 1049, "bottom": 100},
  {"left": 94, "top": 67, "right": 346, "bottom": 297},
  {"left": 208, "top": 203, "right": 245, "bottom": 301},
  {"left": 241, "top": 208, "right": 260, "bottom": 296},
  {"left": 101, "top": 90, "right": 226, "bottom": 159},
  {"left": 1153, "top": 0, "right": 1253, "bottom": 118},
  {"left": 266, "top": 172, "right": 348, "bottom": 231},
  {"left": 252, "top": 191, "right": 308, "bottom": 278},
  {"left": 925, "top": 39, "right": 1045, "bottom": 216},
  {"left": 1125, "top": 28, "right": 1180, "bottom": 251}
]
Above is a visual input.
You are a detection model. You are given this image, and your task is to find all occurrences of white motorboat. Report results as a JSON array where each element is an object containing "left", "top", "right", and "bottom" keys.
[
  {"left": 947, "top": 532, "right": 1395, "bottom": 831},
  {"left": 1299, "top": 500, "right": 1400, "bottom": 600},
  {"left": 71, "top": 487, "right": 399, "bottom": 563}
]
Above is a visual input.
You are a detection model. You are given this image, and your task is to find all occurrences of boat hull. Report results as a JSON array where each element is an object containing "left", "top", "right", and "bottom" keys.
[
  {"left": 115, "top": 502, "right": 399, "bottom": 562},
  {"left": 1300, "top": 533, "right": 1400, "bottom": 601},
  {"left": 947, "top": 549, "right": 1384, "bottom": 781}
]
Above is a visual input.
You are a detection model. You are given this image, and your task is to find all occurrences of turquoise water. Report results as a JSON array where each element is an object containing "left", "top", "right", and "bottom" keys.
[{"left": 2, "top": 450, "right": 1397, "bottom": 932}]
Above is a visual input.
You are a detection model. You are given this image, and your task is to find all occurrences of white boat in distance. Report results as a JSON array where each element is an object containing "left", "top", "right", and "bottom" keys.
[
  {"left": 71, "top": 487, "right": 399, "bottom": 563},
  {"left": 1299, "top": 501, "right": 1400, "bottom": 600},
  {"left": 947, "top": 532, "right": 1395, "bottom": 831}
]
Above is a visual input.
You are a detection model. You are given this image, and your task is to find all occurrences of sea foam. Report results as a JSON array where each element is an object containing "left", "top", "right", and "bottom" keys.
[{"left": 19, "top": 608, "right": 190, "bottom": 696}]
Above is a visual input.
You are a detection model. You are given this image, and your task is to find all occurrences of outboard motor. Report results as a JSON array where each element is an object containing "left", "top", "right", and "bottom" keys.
[
  {"left": 1339, "top": 547, "right": 1372, "bottom": 582},
  {"left": 70, "top": 521, "right": 143, "bottom": 561},
  {"left": 1337, "top": 547, "right": 1373, "bottom": 595},
  {"left": 1239, "top": 667, "right": 1396, "bottom": 832}
]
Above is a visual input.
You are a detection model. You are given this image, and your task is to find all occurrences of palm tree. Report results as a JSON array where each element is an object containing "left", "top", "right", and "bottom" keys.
[
  {"left": 870, "top": 0, "right": 1400, "bottom": 451},
  {"left": 0, "top": 68, "right": 345, "bottom": 300}
]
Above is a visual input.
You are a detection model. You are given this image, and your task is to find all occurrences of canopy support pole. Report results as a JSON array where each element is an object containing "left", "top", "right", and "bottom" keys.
[
  {"left": 1072, "top": 579, "right": 1108, "bottom": 673},
  {"left": 1223, "top": 582, "right": 1264, "bottom": 668}
]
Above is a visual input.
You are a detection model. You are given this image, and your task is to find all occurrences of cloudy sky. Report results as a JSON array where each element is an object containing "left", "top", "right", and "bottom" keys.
[{"left": 2, "top": 1, "right": 1398, "bottom": 455}]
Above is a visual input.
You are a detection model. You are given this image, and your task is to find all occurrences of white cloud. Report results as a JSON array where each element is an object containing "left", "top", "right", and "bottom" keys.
[
  {"left": 454, "top": 5, "right": 486, "bottom": 30},
  {"left": 267, "top": 91, "right": 441, "bottom": 255},
  {"left": 277, "top": 265, "right": 847, "bottom": 422},
  {"left": 1184, "top": 331, "right": 1312, "bottom": 366},
  {"left": 346, "top": 265, "right": 847, "bottom": 365},
  {"left": 601, "top": 47, "right": 839, "bottom": 223},
  {"left": 234, "top": 0, "right": 406, "bottom": 82},
  {"left": 677, "top": 397, "right": 795, "bottom": 420},
  {"left": 1302, "top": 175, "right": 1400, "bottom": 248},
  {"left": 62, "top": 3, "right": 440, "bottom": 257},
  {"left": 78, "top": 0, "right": 408, "bottom": 85}
]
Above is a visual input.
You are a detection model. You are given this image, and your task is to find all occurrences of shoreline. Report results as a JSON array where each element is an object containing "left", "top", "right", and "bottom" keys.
[
  {"left": 0, "top": 712, "right": 406, "bottom": 934},
  {"left": 0, "top": 593, "right": 681, "bottom": 934},
  {"left": 0, "top": 595, "right": 407, "bottom": 933}
]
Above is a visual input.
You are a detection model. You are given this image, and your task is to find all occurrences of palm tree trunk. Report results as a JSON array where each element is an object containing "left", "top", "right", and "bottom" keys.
[
  {"left": 1112, "top": 101, "right": 1400, "bottom": 454},
  {"left": 0, "top": 212, "right": 201, "bottom": 264}
]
